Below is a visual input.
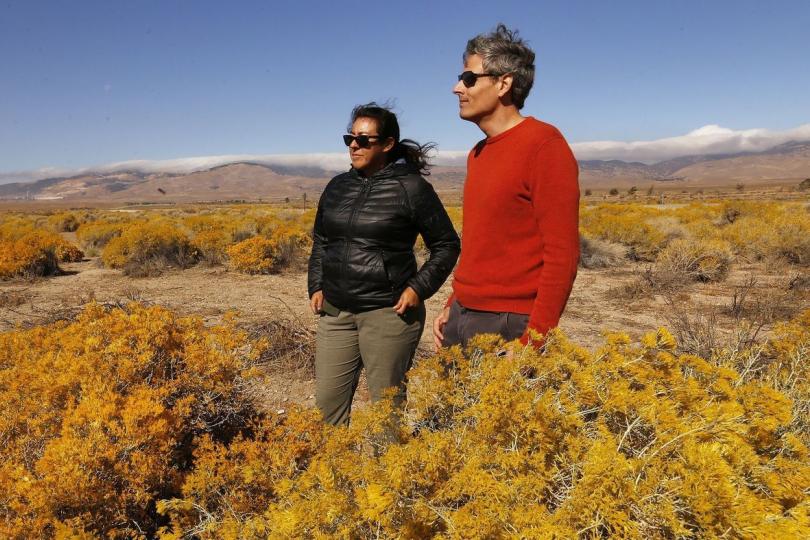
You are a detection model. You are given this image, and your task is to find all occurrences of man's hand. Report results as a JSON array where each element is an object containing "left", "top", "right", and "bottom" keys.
[
  {"left": 309, "top": 290, "right": 324, "bottom": 315},
  {"left": 432, "top": 305, "right": 450, "bottom": 350},
  {"left": 393, "top": 287, "right": 421, "bottom": 315}
]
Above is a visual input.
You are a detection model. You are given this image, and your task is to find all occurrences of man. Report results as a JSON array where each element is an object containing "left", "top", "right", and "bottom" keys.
[{"left": 433, "top": 24, "right": 580, "bottom": 349}]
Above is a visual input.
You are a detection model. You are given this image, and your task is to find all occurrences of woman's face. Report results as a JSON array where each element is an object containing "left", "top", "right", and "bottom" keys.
[{"left": 348, "top": 117, "right": 394, "bottom": 176}]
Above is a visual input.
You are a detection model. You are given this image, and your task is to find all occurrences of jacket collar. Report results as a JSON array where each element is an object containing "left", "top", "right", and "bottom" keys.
[{"left": 349, "top": 160, "right": 416, "bottom": 181}]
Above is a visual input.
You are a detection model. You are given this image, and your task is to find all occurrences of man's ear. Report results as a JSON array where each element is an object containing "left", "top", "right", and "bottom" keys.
[
  {"left": 383, "top": 137, "right": 396, "bottom": 153},
  {"left": 497, "top": 74, "right": 514, "bottom": 100}
]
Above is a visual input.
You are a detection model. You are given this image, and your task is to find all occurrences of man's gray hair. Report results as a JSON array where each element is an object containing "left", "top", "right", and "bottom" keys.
[{"left": 464, "top": 24, "right": 535, "bottom": 109}]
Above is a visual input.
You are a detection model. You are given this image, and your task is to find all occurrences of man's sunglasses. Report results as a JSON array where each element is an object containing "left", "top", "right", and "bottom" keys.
[
  {"left": 343, "top": 134, "right": 383, "bottom": 148},
  {"left": 457, "top": 70, "right": 499, "bottom": 88}
]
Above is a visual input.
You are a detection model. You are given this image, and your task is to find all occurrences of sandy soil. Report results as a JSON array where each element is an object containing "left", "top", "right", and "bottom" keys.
[{"left": 0, "top": 259, "right": 662, "bottom": 344}]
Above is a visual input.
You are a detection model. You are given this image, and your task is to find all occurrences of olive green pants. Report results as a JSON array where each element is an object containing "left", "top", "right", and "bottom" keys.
[{"left": 315, "top": 302, "right": 426, "bottom": 426}]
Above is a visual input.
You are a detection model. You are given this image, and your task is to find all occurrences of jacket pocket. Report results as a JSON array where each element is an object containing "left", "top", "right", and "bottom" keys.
[
  {"left": 383, "top": 250, "right": 417, "bottom": 287},
  {"left": 379, "top": 250, "right": 397, "bottom": 299},
  {"left": 378, "top": 250, "right": 391, "bottom": 284}
]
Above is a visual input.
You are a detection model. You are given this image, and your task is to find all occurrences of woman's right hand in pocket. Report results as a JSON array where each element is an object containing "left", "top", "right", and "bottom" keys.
[{"left": 310, "top": 291, "right": 324, "bottom": 314}]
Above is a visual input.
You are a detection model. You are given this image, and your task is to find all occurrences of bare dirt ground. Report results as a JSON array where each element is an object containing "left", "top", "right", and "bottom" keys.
[{"left": 2, "top": 256, "right": 807, "bottom": 412}]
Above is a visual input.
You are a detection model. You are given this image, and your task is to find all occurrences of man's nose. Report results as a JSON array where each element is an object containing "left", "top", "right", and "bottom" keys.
[{"left": 452, "top": 79, "right": 465, "bottom": 94}]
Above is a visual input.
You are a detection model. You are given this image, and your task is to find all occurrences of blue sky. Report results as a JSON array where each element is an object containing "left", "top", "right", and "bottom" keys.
[{"left": 1, "top": 0, "right": 809, "bottom": 175}]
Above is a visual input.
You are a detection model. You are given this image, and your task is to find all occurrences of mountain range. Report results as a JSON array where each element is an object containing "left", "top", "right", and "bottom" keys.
[{"left": 2, "top": 141, "right": 808, "bottom": 202}]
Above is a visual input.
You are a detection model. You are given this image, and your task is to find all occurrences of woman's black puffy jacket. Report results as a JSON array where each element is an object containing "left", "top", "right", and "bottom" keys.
[{"left": 308, "top": 162, "right": 460, "bottom": 312}]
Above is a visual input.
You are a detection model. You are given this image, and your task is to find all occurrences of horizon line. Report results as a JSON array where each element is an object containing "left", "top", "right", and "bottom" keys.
[{"left": 2, "top": 122, "right": 809, "bottom": 185}]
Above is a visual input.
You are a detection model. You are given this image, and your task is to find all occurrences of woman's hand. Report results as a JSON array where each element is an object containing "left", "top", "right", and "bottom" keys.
[
  {"left": 393, "top": 287, "right": 421, "bottom": 315},
  {"left": 310, "top": 291, "right": 324, "bottom": 314}
]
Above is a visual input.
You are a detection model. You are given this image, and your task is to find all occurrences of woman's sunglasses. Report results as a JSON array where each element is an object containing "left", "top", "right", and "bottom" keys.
[
  {"left": 343, "top": 134, "right": 382, "bottom": 148},
  {"left": 457, "top": 70, "right": 499, "bottom": 88}
]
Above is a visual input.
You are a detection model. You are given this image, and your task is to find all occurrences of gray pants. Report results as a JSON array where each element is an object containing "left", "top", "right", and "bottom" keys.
[
  {"left": 442, "top": 300, "right": 529, "bottom": 347},
  {"left": 315, "top": 302, "right": 426, "bottom": 426}
]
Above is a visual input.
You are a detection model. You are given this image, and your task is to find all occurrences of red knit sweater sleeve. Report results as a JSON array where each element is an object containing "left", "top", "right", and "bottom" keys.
[{"left": 520, "top": 136, "right": 580, "bottom": 345}]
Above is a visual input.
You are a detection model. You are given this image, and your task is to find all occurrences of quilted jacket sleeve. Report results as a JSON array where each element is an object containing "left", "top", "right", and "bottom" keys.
[
  {"left": 405, "top": 177, "right": 460, "bottom": 301},
  {"left": 307, "top": 195, "right": 327, "bottom": 298}
]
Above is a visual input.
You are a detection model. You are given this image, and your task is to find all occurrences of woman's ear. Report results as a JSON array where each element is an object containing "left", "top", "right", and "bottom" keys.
[{"left": 383, "top": 137, "right": 396, "bottom": 153}]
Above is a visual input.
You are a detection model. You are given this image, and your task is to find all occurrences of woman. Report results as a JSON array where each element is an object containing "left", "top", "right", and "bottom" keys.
[{"left": 308, "top": 103, "right": 460, "bottom": 426}]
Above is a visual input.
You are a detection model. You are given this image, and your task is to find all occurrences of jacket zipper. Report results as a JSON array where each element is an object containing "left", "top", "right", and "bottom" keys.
[{"left": 341, "top": 177, "right": 371, "bottom": 285}]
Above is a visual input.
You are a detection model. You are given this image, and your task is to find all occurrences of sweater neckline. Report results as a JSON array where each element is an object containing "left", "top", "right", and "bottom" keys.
[{"left": 485, "top": 116, "right": 534, "bottom": 144}]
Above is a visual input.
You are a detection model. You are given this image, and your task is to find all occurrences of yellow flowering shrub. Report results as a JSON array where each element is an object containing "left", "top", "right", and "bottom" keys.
[
  {"left": 46, "top": 212, "right": 82, "bottom": 232},
  {"left": 0, "top": 232, "right": 60, "bottom": 278},
  {"left": 0, "top": 214, "right": 85, "bottom": 277},
  {"left": 1, "top": 228, "right": 83, "bottom": 278},
  {"left": 183, "top": 214, "right": 229, "bottom": 262},
  {"left": 184, "top": 214, "right": 232, "bottom": 234},
  {"left": 0, "top": 303, "right": 266, "bottom": 538},
  {"left": 758, "top": 310, "right": 810, "bottom": 444},
  {"left": 579, "top": 201, "right": 809, "bottom": 273},
  {"left": 193, "top": 228, "right": 232, "bottom": 265},
  {"left": 53, "top": 239, "right": 85, "bottom": 263},
  {"left": 717, "top": 202, "right": 810, "bottom": 264},
  {"left": 182, "top": 207, "right": 314, "bottom": 270},
  {"left": 76, "top": 220, "right": 128, "bottom": 250},
  {"left": 655, "top": 237, "right": 733, "bottom": 282},
  {"left": 2, "top": 296, "right": 807, "bottom": 538},
  {"left": 6, "top": 205, "right": 322, "bottom": 274},
  {"left": 580, "top": 204, "right": 667, "bottom": 260},
  {"left": 269, "top": 224, "right": 313, "bottom": 269},
  {"left": 158, "top": 312, "right": 810, "bottom": 539},
  {"left": 101, "top": 220, "right": 198, "bottom": 276},
  {"left": 157, "top": 411, "right": 325, "bottom": 538},
  {"left": 226, "top": 236, "right": 281, "bottom": 274}
]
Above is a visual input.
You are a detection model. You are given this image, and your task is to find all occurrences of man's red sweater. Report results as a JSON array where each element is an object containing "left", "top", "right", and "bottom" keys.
[{"left": 449, "top": 117, "right": 580, "bottom": 343}]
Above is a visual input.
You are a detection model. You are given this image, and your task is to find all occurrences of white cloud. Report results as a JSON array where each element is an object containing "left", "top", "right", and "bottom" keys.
[
  {"left": 571, "top": 123, "right": 810, "bottom": 163},
  {"left": 99, "top": 153, "right": 353, "bottom": 175},
  {"left": 2, "top": 123, "right": 809, "bottom": 185},
  {"left": 0, "top": 154, "right": 352, "bottom": 185},
  {"left": 0, "top": 151, "right": 473, "bottom": 184}
]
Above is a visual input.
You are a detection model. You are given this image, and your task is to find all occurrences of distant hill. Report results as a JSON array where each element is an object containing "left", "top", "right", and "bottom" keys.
[
  {"left": 578, "top": 140, "right": 810, "bottom": 187},
  {"left": 2, "top": 142, "right": 809, "bottom": 202}
]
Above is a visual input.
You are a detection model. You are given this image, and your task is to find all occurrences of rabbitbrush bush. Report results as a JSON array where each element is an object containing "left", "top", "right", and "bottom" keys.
[
  {"left": 0, "top": 229, "right": 83, "bottom": 278},
  {"left": 1, "top": 304, "right": 808, "bottom": 538},
  {"left": 102, "top": 220, "right": 198, "bottom": 276},
  {"left": 46, "top": 211, "right": 82, "bottom": 232},
  {"left": 579, "top": 200, "right": 810, "bottom": 268},
  {"left": 716, "top": 202, "right": 810, "bottom": 265},
  {"left": 654, "top": 237, "right": 733, "bottom": 282},
  {"left": 226, "top": 236, "right": 282, "bottom": 274},
  {"left": 0, "top": 303, "right": 267, "bottom": 538},
  {"left": 0, "top": 216, "right": 84, "bottom": 278},
  {"left": 76, "top": 220, "right": 129, "bottom": 251},
  {"left": 226, "top": 218, "right": 313, "bottom": 273},
  {"left": 186, "top": 215, "right": 237, "bottom": 265},
  {"left": 158, "top": 312, "right": 810, "bottom": 539},
  {"left": 0, "top": 232, "right": 60, "bottom": 279},
  {"left": 75, "top": 207, "right": 317, "bottom": 272},
  {"left": 580, "top": 204, "right": 667, "bottom": 261}
]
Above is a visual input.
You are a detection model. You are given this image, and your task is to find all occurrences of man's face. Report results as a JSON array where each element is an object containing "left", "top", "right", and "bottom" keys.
[{"left": 453, "top": 54, "right": 501, "bottom": 124}]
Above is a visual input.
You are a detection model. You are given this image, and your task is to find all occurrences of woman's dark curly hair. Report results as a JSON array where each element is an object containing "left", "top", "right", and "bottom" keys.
[{"left": 349, "top": 102, "right": 436, "bottom": 175}]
